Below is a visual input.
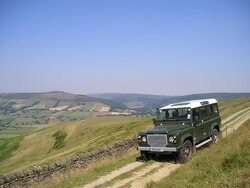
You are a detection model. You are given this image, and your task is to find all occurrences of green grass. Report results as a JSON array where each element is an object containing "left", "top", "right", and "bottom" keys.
[
  {"left": 0, "top": 129, "right": 31, "bottom": 139},
  {"left": 218, "top": 96, "right": 250, "bottom": 120},
  {"left": 0, "top": 135, "right": 24, "bottom": 162},
  {"left": 51, "top": 130, "right": 67, "bottom": 150},
  {"left": 59, "top": 111, "right": 92, "bottom": 121},
  {"left": 147, "top": 119, "right": 250, "bottom": 188},
  {"left": 0, "top": 116, "right": 151, "bottom": 174}
]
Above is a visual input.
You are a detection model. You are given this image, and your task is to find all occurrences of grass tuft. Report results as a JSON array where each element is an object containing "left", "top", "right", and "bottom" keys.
[{"left": 51, "top": 130, "right": 67, "bottom": 150}]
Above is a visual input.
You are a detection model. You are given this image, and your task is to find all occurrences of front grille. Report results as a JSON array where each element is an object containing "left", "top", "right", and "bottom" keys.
[{"left": 147, "top": 134, "right": 167, "bottom": 147}]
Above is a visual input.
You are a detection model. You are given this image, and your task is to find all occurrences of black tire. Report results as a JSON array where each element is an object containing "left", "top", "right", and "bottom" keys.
[
  {"left": 177, "top": 140, "right": 193, "bottom": 163},
  {"left": 140, "top": 151, "right": 150, "bottom": 162},
  {"left": 212, "top": 128, "right": 219, "bottom": 143}
]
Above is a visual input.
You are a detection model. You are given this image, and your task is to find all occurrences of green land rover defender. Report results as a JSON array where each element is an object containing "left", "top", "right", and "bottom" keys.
[{"left": 138, "top": 99, "right": 221, "bottom": 162}]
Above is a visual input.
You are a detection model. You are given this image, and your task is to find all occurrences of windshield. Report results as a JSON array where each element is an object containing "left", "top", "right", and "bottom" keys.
[{"left": 157, "top": 108, "right": 191, "bottom": 120}]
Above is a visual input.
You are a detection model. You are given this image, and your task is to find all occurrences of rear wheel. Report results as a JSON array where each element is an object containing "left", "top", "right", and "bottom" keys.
[
  {"left": 177, "top": 140, "right": 193, "bottom": 163},
  {"left": 212, "top": 128, "right": 219, "bottom": 143}
]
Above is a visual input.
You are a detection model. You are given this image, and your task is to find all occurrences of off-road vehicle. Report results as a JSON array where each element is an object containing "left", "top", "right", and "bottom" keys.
[{"left": 138, "top": 99, "right": 221, "bottom": 162}]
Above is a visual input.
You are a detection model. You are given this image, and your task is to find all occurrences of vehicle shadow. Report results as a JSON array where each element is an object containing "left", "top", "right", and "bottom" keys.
[
  {"left": 136, "top": 144, "right": 211, "bottom": 163},
  {"left": 136, "top": 153, "right": 177, "bottom": 163}
]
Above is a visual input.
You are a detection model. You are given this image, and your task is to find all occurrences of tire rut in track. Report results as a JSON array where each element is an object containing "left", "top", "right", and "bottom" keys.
[{"left": 81, "top": 162, "right": 143, "bottom": 188}]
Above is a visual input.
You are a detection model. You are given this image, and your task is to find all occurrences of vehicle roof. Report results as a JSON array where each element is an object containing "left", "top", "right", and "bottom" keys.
[{"left": 159, "top": 98, "right": 218, "bottom": 110}]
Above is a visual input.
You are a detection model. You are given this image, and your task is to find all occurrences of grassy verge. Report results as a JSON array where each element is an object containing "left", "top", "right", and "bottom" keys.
[
  {"left": 147, "top": 119, "right": 250, "bottom": 188},
  {"left": 219, "top": 97, "right": 250, "bottom": 120}
]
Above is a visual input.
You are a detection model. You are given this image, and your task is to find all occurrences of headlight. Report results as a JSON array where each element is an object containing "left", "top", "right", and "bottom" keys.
[
  {"left": 138, "top": 135, "right": 142, "bottom": 143},
  {"left": 169, "top": 136, "right": 177, "bottom": 143},
  {"left": 142, "top": 136, "right": 147, "bottom": 142}
]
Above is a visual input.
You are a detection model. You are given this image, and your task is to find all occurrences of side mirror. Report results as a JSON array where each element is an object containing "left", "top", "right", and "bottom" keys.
[{"left": 153, "top": 118, "right": 156, "bottom": 124}]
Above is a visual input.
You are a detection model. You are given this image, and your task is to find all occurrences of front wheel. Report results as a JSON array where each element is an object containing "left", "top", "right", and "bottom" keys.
[
  {"left": 140, "top": 151, "right": 150, "bottom": 162},
  {"left": 177, "top": 140, "right": 193, "bottom": 163}
]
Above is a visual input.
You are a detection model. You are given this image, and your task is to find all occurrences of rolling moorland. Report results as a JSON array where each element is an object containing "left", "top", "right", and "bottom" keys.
[
  {"left": 0, "top": 96, "right": 250, "bottom": 182},
  {"left": 0, "top": 91, "right": 127, "bottom": 139},
  {"left": 89, "top": 92, "right": 250, "bottom": 110},
  {"left": 2, "top": 91, "right": 249, "bottom": 139},
  {"left": 45, "top": 96, "right": 250, "bottom": 188}
]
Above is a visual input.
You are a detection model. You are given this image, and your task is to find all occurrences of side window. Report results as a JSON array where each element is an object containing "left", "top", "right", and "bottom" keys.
[
  {"left": 209, "top": 105, "right": 214, "bottom": 114},
  {"left": 206, "top": 105, "right": 211, "bottom": 116},
  {"left": 200, "top": 106, "right": 208, "bottom": 119},
  {"left": 178, "top": 108, "right": 188, "bottom": 118},
  {"left": 213, "top": 104, "right": 219, "bottom": 114},
  {"left": 210, "top": 104, "right": 218, "bottom": 115},
  {"left": 157, "top": 110, "right": 166, "bottom": 120},
  {"left": 192, "top": 108, "right": 200, "bottom": 123},
  {"left": 166, "top": 109, "right": 175, "bottom": 119}
]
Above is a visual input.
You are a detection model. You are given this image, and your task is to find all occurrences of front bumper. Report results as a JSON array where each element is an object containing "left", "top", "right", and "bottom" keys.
[{"left": 138, "top": 146, "right": 180, "bottom": 152}]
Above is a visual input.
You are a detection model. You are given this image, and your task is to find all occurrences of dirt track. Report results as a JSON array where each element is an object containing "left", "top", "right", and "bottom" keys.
[{"left": 81, "top": 108, "right": 250, "bottom": 188}]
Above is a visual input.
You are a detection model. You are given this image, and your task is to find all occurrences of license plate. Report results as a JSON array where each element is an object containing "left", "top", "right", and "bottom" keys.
[{"left": 150, "top": 147, "right": 163, "bottom": 152}]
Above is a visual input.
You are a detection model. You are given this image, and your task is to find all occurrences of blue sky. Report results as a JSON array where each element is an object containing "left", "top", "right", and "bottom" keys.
[{"left": 0, "top": 0, "right": 249, "bottom": 95}]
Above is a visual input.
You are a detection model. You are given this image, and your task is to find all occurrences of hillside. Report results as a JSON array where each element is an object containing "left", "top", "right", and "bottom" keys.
[
  {"left": 0, "top": 96, "right": 249, "bottom": 176},
  {"left": 0, "top": 116, "right": 152, "bottom": 174},
  {"left": 0, "top": 91, "right": 125, "bottom": 138},
  {"left": 88, "top": 93, "right": 171, "bottom": 109}
]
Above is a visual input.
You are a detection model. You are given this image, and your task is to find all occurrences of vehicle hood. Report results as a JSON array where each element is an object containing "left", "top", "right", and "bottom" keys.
[{"left": 141, "top": 123, "right": 190, "bottom": 135}]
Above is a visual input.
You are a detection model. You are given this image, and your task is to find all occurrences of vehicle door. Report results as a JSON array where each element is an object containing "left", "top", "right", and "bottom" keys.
[
  {"left": 192, "top": 107, "right": 204, "bottom": 143},
  {"left": 200, "top": 106, "right": 210, "bottom": 140}
]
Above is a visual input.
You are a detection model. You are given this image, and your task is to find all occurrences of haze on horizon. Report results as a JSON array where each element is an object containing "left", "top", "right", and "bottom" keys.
[{"left": 0, "top": 0, "right": 250, "bottom": 96}]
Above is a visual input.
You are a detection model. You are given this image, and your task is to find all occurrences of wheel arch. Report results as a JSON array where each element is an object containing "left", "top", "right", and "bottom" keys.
[
  {"left": 211, "top": 123, "right": 220, "bottom": 132},
  {"left": 180, "top": 133, "right": 194, "bottom": 146}
]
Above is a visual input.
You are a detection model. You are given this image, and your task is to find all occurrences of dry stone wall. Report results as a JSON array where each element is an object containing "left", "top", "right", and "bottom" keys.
[{"left": 0, "top": 136, "right": 138, "bottom": 188}]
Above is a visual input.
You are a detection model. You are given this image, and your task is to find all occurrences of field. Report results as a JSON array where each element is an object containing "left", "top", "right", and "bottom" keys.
[
  {"left": 0, "top": 116, "right": 151, "bottom": 174},
  {"left": 219, "top": 96, "right": 250, "bottom": 119},
  {"left": 0, "top": 96, "right": 249, "bottom": 179},
  {"left": 0, "top": 92, "right": 124, "bottom": 138}
]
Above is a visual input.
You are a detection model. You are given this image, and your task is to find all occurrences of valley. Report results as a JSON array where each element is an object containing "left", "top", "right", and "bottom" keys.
[{"left": 0, "top": 95, "right": 249, "bottom": 188}]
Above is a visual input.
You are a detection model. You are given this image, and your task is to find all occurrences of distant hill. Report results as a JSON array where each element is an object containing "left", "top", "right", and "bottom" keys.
[
  {"left": 88, "top": 93, "right": 172, "bottom": 109},
  {"left": 1, "top": 91, "right": 250, "bottom": 136},
  {"left": 0, "top": 91, "right": 124, "bottom": 130},
  {"left": 88, "top": 92, "right": 250, "bottom": 110}
]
